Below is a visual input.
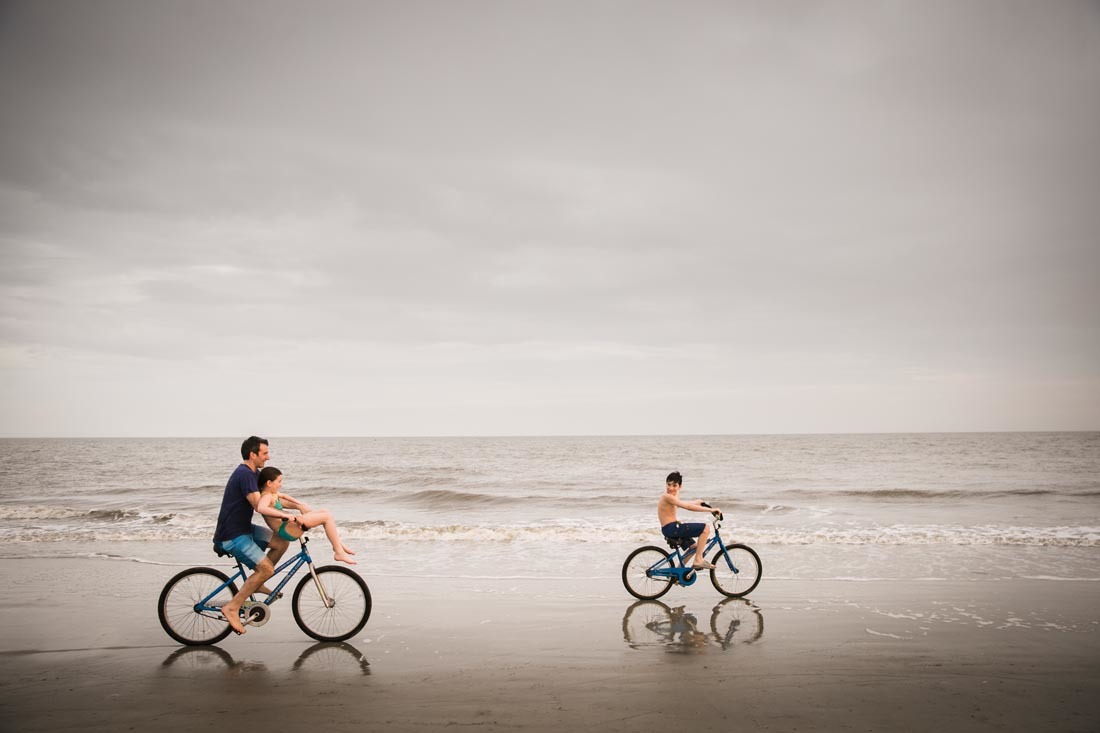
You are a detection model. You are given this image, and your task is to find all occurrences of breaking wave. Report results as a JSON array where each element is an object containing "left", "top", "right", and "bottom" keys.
[{"left": 6, "top": 513, "right": 1098, "bottom": 548}]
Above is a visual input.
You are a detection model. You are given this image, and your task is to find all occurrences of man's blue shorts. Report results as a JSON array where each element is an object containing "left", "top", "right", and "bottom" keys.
[
  {"left": 662, "top": 521, "right": 705, "bottom": 540},
  {"left": 218, "top": 524, "right": 273, "bottom": 570}
]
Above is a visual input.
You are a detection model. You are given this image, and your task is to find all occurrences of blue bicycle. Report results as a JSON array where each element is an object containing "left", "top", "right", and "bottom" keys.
[
  {"left": 158, "top": 536, "right": 371, "bottom": 646},
  {"left": 622, "top": 509, "right": 762, "bottom": 600}
]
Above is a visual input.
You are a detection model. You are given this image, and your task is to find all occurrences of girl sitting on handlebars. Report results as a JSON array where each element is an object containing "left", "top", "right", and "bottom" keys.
[{"left": 256, "top": 466, "right": 357, "bottom": 565}]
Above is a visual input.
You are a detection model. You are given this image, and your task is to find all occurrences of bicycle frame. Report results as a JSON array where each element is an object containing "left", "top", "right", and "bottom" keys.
[
  {"left": 648, "top": 521, "right": 742, "bottom": 584},
  {"left": 196, "top": 537, "right": 331, "bottom": 617}
]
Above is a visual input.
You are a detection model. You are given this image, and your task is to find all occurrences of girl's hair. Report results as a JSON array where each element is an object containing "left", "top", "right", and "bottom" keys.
[{"left": 258, "top": 466, "right": 282, "bottom": 490}]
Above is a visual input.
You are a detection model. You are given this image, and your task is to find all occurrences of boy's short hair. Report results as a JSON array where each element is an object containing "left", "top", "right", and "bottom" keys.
[{"left": 666, "top": 471, "right": 682, "bottom": 485}]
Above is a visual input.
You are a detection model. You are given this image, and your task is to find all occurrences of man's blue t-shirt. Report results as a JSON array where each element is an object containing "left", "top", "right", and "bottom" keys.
[{"left": 213, "top": 464, "right": 259, "bottom": 543}]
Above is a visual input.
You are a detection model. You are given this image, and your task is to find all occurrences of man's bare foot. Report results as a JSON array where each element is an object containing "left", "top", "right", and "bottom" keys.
[
  {"left": 333, "top": 551, "right": 357, "bottom": 565},
  {"left": 221, "top": 605, "right": 246, "bottom": 635}
]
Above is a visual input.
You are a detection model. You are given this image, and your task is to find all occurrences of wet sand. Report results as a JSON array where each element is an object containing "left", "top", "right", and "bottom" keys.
[{"left": 1, "top": 557, "right": 1098, "bottom": 731}]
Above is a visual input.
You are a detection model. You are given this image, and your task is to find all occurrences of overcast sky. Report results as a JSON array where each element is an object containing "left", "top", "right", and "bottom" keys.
[{"left": 1, "top": 1, "right": 1098, "bottom": 437}]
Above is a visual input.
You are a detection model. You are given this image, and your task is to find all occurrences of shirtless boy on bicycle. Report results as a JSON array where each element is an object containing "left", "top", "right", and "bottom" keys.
[{"left": 658, "top": 471, "right": 720, "bottom": 570}]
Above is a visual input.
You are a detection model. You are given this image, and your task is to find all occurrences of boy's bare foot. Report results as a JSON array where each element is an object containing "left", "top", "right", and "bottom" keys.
[
  {"left": 221, "top": 604, "right": 246, "bottom": 635},
  {"left": 333, "top": 551, "right": 357, "bottom": 565},
  {"left": 691, "top": 561, "right": 717, "bottom": 570}
]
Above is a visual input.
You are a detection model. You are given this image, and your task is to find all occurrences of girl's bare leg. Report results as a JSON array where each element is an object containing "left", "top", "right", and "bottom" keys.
[{"left": 300, "top": 509, "right": 356, "bottom": 564}]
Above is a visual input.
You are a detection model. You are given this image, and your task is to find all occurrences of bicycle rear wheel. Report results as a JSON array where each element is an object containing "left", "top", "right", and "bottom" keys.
[
  {"left": 292, "top": 565, "right": 372, "bottom": 642},
  {"left": 622, "top": 600, "right": 673, "bottom": 648},
  {"left": 622, "top": 546, "right": 676, "bottom": 600},
  {"left": 158, "top": 567, "right": 238, "bottom": 646},
  {"left": 709, "top": 544, "right": 762, "bottom": 598}
]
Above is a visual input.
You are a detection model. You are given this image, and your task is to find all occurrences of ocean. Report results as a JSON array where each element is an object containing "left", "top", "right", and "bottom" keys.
[{"left": 1, "top": 432, "right": 1097, "bottom": 584}]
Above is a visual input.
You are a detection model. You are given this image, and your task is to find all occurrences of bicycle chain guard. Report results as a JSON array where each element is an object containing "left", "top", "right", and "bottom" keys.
[
  {"left": 240, "top": 601, "right": 271, "bottom": 627},
  {"left": 676, "top": 567, "right": 699, "bottom": 586},
  {"left": 652, "top": 565, "right": 699, "bottom": 586}
]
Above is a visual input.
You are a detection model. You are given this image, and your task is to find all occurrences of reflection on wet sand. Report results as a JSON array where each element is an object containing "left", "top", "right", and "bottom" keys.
[
  {"left": 293, "top": 641, "right": 371, "bottom": 675},
  {"left": 160, "top": 641, "right": 370, "bottom": 676},
  {"left": 622, "top": 598, "right": 764, "bottom": 652}
]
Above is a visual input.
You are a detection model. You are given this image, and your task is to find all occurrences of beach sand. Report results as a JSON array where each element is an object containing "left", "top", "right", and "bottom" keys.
[{"left": 1, "top": 556, "right": 1098, "bottom": 732}]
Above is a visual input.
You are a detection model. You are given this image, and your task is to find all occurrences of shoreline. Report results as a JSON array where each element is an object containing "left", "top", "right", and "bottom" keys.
[{"left": 1, "top": 558, "right": 1098, "bottom": 731}]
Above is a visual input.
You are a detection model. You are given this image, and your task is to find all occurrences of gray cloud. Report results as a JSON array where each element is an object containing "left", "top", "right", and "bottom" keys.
[{"left": 1, "top": 0, "right": 1098, "bottom": 435}]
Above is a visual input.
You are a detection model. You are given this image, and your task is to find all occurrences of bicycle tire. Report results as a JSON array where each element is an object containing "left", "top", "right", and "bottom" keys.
[
  {"left": 292, "top": 641, "right": 371, "bottom": 675},
  {"left": 621, "top": 600, "right": 673, "bottom": 648},
  {"left": 622, "top": 546, "right": 676, "bottom": 600},
  {"left": 158, "top": 567, "right": 238, "bottom": 646},
  {"left": 709, "top": 544, "right": 762, "bottom": 598},
  {"left": 292, "top": 565, "right": 372, "bottom": 642},
  {"left": 709, "top": 598, "right": 764, "bottom": 645}
]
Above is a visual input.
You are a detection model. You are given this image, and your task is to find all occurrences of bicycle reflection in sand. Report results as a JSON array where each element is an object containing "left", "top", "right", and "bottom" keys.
[
  {"left": 160, "top": 641, "right": 370, "bottom": 676},
  {"left": 622, "top": 598, "right": 763, "bottom": 652}
]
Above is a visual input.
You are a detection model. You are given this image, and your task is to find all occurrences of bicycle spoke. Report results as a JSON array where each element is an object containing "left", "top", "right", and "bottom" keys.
[
  {"left": 709, "top": 544, "right": 762, "bottom": 598},
  {"left": 292, "top": 567, "right": 371, "bottom": 642},
  {"left": 158, "top": 568, "right": 237, "bottom": 645},
  {"left": 622, "top": 546, "right": 676, "bottom": 600}
]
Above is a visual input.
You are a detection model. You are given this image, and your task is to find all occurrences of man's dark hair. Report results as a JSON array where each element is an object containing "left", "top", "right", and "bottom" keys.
[
  {"left": 666, "top": 471, "right": 682, "bottom": 485},
  {"left": 241, "top": 435, "right": 269, "bottom": 460}
]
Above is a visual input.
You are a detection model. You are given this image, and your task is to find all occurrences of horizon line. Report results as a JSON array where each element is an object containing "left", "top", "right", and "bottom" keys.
[{"left": 1, "top": 429, "right": 1097, "bottom": 440}]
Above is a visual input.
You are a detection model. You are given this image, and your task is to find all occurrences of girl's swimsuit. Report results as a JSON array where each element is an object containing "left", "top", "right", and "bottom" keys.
[{"left": 273, "top": 497, "right": 299, "bottom": 542}]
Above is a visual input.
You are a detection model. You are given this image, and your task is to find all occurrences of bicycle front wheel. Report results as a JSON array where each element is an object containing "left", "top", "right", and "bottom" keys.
[
  {"left": 709, "top": 544, "right": 762, "bottom": 598},
  {"left": 292, "top": 565, "right": 372, "bottom": 642},
  {"left": 158, "top": 567, "right": 238, "bottom": 646},
  {"left": 622, "top": 546, "right": 676, "bottom": 600}
]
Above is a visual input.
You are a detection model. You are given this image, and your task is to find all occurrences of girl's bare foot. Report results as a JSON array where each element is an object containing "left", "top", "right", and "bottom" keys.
[{"left": 333, "top": 551, "right": 357, "bottom": 565}]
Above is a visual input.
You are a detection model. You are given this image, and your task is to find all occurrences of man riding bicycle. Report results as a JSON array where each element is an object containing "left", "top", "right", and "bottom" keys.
[{"left": 212, "top": 436, "right": 296, "bottom": 635}]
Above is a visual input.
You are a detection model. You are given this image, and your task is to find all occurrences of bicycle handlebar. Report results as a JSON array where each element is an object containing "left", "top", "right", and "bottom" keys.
[{"left": 700, "top": 501, "right": 723, "bottom": 522}]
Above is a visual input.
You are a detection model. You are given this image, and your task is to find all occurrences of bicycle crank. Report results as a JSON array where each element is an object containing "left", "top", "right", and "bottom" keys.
[{"left": 240, "top": 601, "right": 272, "bottom": 627}]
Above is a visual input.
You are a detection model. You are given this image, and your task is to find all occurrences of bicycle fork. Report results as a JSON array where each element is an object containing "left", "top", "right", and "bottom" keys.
[{"left": 307, "top": 563, "right": 335, "bottom": 608}]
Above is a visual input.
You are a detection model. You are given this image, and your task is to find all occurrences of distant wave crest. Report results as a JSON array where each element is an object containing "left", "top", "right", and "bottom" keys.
[
  {"left": 8, "top": 516, "right": 1098, "bottom": 548},
  {"left": 6, "top": 505, "right": 145, "bottom": 521},
  {"left": 779, "top": 487, "right": 1090, "bottom": 500},
  {"left": 393, "top": 488, "right": 522, "bottom": 508}
]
